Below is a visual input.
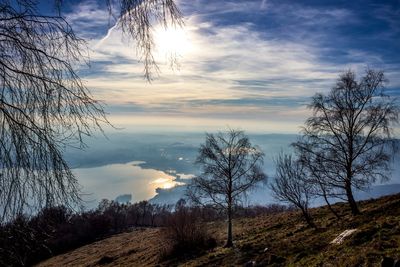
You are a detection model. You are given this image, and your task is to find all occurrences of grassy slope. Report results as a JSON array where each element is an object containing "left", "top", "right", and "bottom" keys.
[{"left": 37, "top": 193, "right": 400, "bottom": 267}]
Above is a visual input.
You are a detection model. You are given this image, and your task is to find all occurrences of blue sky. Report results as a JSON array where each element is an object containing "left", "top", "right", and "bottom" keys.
[{"left": 55, "top": 0, "right": 400, "bottom": 133}]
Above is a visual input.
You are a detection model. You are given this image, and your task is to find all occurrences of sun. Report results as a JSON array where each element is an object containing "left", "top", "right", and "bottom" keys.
[
  {"left": 154, "top": 26, "right": 192, "bottom": 57},
  {"left": 150, "top": 177, "right": 182, "bottom": 189}
]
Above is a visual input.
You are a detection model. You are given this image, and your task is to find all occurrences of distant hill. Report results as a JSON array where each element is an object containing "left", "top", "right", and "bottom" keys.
[
  {"left": 355, "top": 184, "right": 400, "bottom": 200},
  {"left": 149, "top": 185, "right": 186, "bottom": 205},
  {"left": 148, "top": 183, "right": 400, "bottom": 206},
  {"left": 115, "top": 194, "right": 132, "bottom": 204},
  {"left": 38, "top": 193, "right": 400, "bottom": 266}
]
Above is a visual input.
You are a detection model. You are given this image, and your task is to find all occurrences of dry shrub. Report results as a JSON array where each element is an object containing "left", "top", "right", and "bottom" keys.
[{"left": 161, "top": 200, "right": 216, "bottom": 259}]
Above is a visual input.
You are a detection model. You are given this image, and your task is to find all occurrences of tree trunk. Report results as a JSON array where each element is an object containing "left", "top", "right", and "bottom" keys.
[
  {"left": 345, "top": 182, "right": 359, "bottom": 215},
  {"left": 225, "top": 172, "right": 234, "bottom": 248},
  {"left": 322, "top": 193, "right": 341, "bottom": 219},
  {"left": 225, "top": 205, "right": 233, "bottom": 247},
  {"left": 301, "top": 208, "right": 316, "bottom": 229}
]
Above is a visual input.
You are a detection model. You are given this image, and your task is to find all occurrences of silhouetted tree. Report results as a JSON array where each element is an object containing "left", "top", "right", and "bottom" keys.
[
  {"left": 0, "top": 0, "right": 182, "bottom": 222},
  {"left": 294, "top": 69, "right": 399, "bottom": 215},
  {"left": 297, "top": 148, "right": 343, "bottom": 219},
  {"left": 270, "top": 154, "right": 316, "bottom": 228},
  {"left": 187, "top": 129, "right": 266, "bottom": 247}
]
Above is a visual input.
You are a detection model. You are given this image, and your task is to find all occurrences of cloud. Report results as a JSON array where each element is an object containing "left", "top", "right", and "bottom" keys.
[
  {"left": 64, "top": 0, "right": 400, "bottom": 133},
  {"left": 66, "top": 0, "right": 112, "bottom": 39}
]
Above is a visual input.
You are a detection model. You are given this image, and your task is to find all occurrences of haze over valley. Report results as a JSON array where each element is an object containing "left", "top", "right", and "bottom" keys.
[{"left": 66, "top": 132, "right": 400, "bottom": 208}]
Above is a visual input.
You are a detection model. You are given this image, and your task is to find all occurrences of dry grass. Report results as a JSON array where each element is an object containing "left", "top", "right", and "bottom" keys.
[
  {"left": 37, "top": 194, "right": 400, "bottom": 267},
  {"left": 37, "top": 228, "right": 163, "bottom": 267}
]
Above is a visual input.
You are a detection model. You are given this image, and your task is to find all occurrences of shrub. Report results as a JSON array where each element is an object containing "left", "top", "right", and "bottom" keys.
[{"left": 162, "top": 200, "right": 216, "bottom": 258}]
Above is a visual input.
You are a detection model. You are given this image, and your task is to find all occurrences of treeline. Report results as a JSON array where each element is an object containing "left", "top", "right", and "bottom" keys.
[
  {"left": 0, "top": 199, "right": 290, "bottom": 266},
  {"left": 0, "top": 200, "right": 171, "bottom": 266}
]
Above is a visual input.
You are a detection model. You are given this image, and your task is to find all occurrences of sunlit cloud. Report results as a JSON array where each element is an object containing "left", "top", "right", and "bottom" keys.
[
  {"left": 150, "top": 177, "right": 184, "bottom": 189},
  {"left": 65, "top": 0, "right": 400, "bottom": 134}
]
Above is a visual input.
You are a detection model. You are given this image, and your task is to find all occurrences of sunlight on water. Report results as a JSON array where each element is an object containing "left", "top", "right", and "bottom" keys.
[{"left": 73, "top": 161, "right": 183, "bottom": 208}]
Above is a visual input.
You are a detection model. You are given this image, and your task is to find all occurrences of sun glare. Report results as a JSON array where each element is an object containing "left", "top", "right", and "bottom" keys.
[
  {"left": 151, "top": 177, "right": 181, "bottom": 189},
  {"left": 154, "top": 26, "right": 192, "bottom": 58}
]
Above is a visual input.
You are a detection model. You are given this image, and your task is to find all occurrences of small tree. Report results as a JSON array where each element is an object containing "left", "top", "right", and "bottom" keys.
[
  {"left": 270, "top": 154, "right": 316, "bottom": 228},
  {"left": 295, "top": 69, "right": 399, "bottom": 215},
  {"left": 187, "top": 129, "right": 266, "bottom": 247},
  {"left": 297, "top": 150, "right": 343, "bottom": 219}
]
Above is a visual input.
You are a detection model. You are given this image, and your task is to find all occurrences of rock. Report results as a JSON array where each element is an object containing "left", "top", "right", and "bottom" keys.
[{"left": 330, "top": 229, "right": 358, "bottom": 244}]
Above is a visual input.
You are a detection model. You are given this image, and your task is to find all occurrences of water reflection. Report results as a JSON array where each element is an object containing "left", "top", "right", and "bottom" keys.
[{"left": 73, "top": 161, "right": 183, "bottom": 208}]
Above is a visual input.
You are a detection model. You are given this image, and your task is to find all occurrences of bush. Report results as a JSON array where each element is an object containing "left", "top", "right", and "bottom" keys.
[{"left": 162, "top": 200, "right": 216, "bottom": 259}]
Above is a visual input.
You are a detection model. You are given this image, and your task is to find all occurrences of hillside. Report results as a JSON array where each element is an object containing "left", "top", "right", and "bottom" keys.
[{"left": 37, "top": 194, "right": 400, "bottom": 267}]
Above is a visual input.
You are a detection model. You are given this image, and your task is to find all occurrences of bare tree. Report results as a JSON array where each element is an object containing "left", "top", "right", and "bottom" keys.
[
  {"left": 270, "top": 154, "right": 316, "bottom": 228},
  {"left": 0, "top": 0, "right": 182, "bottom": 222},
  {"left": 294, "top": 69, "right": 399, "bottom": 215},
  {"left": 187, "top": 129, "right": 266, "bottom": 247},
  {"left": 297, "top": 146, "right": 343, "bottom": 219}
]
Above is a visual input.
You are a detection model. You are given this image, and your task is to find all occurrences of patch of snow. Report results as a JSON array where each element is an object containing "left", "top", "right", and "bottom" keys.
[{"left": 330, "top": 229, "right": 358, "bottom": 245}]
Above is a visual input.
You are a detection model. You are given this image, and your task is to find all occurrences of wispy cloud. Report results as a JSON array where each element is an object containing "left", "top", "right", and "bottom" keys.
[
  {"left": 66, "top": 0, "right": 113, "bottom": 39},
  {"left": 65, "top": 0, "right": 400, "bottom": 133}
]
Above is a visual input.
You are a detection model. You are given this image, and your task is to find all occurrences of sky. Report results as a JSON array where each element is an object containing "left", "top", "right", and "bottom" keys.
[{"left": 53, "top": 0, "right": 400, "bottom": 133}]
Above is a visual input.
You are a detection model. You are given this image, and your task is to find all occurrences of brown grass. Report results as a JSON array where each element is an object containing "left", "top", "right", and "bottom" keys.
[
  {"left": 37, "top": 228, "right": 163, "bottom": 267},
  {"left": 37, "top": 194, "right": 400, "bottom": 267}
]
